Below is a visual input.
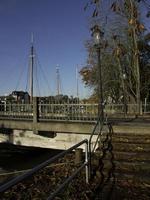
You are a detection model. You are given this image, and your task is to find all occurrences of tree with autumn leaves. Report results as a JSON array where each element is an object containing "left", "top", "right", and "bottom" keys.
[{"left": 80, "top": 0, "right": 150, "bottom": 113}]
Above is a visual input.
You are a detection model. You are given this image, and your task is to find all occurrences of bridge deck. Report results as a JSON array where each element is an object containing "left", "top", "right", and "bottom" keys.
[{"left": 0, "top": 118, "right": 96, "bottom": 134}]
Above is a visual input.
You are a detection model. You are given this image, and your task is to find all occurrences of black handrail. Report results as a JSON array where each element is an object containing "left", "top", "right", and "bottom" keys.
[{"left": 88, "top": 109, "right": 112, "bottom": 179}]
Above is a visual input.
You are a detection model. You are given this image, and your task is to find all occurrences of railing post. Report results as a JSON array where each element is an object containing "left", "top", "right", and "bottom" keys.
[
  {"left": 85, "top": 141, "right": 89, "bottom": 184},
  {"left": 33, "top": 97, "right": 38, "bottom": 134},
  {"left": 8, "top": 132, "right": 14, "bottom": 144},
  {"left": 75, "top": 148, "right": 83, "bottom": 165}
]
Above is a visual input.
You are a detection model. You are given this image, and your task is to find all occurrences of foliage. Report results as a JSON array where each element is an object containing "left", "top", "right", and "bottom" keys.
[{"left": 81, "top": 0, "right": 150, "bottom": 104}]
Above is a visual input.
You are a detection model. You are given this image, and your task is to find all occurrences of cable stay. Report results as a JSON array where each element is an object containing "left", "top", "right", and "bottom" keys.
[{"left": 13, "top": 34, "right": 52, "bottom": 103}]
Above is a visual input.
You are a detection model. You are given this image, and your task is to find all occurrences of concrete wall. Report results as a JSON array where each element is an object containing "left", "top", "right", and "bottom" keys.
[{"left": 0, "top": 130, "right": 97, "bottom": 150}]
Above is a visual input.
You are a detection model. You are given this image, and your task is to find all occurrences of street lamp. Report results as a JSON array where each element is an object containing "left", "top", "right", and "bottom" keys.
[{"left": 91, "top": 25, "right": 104, "bottom": 122}]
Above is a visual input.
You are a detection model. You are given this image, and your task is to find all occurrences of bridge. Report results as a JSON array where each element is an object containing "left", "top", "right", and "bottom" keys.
[
  {"left": 0, "top": 97, "right": 98, "bottom": 135},
  {"left": 0, "top": 96, "right": 136, "bottom": 149},
  {"left": 1, "top": 97, "right": 150, "bottom": 199},
  {"left": 0, "top": 97, "right": 150, "bottom": 135}
]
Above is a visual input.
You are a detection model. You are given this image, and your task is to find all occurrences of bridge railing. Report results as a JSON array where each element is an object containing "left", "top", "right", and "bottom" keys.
[
  {"left": 1, "top": 100, "right": 150, "bottom": 121},
  {"left": 0, "top": 139, "right": 89, "bottom": 199},
  {"left": 105, "top": 103, "right": 150, "bottom": 115},
  {"left": 0, "top": 103, "right": 33, "bottom": 119},
  {"left": 38, "top": 103, "right": 98, "bottom": 121}
]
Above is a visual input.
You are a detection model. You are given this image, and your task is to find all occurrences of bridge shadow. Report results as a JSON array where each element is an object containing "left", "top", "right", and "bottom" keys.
[{"left": 0, "top": 124, "right": 13, "bottom": 135}]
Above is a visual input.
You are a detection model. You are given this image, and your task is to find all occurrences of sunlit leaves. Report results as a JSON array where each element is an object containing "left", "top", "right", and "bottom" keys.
[
  {"left": 137, "top": 23, "right": 145, "bottom": 32},
  {"left": 128, "top": 18, "right": 145, "bottom": 33},
  {"left": 79, "top": 67, "right": 93, "bottom": 85},
  {"left": 128, "top": 18, "right": 136, "bottom": 25},
  {"left": 113, "top": 43, "right": 127, "bottom": 58},
  {"left": 83, "top": 0, "right": 150, "bottom": 103}
]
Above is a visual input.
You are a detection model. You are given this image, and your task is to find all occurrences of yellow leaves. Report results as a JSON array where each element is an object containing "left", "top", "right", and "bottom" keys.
[
  {"left": 128, "top": 19, "right": 145, "bottom": 33},
  {"left": 80, "top": 67, "right": 92, "bottom": 85},
  {"left": 113, "top": 44, "right": 127, "bottom": 58},
  {"left": 116, "top": 47, "right": 121, "bottom": 57},
  {"left": 129, "top": 18, "right": 135, "bottom": 25},
  {"left": 138, "top": 23, "right": 145, "bottom": 32}
]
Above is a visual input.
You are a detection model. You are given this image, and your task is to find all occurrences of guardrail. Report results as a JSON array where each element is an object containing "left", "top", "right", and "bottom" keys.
[
  {"left": 0, "top": 101, "right": 98, "bottom": 121},
  {"left": 39, "top": 103, "right": 98, "bottom": 121},
  {"left": 0, "top": 103, "right": 33, "bottom": 120},
  {"left": 0, "top": 139, "right": 89, "bottom": 199},
  {"left": 1, "top": 100, "right": 150, "bottom": 122}
]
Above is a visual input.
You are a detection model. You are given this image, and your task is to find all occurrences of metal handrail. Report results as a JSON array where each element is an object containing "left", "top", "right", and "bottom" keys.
[
  {"left": 48, "top": 162, "right": 87, "bottom": 200},
  {"left": 88, "top": 110, "right": 112, "bottom": 179},
  {"left": 0, "top": 139, "right": 89, "bottom": 199},
  {"left": 89, "top": 117, "right": 105, "bottom": 154}
]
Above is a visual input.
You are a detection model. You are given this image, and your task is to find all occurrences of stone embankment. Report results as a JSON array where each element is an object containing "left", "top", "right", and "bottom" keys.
[{"left": 92, "top": 119, "right": 150, "bottom": 199}]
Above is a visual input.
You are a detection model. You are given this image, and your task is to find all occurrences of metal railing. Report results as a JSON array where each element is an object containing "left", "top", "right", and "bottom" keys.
[
  {"left": 0, "top": 102, "right": 98, "bottom": 121},
  {"left": 88, "top": 117, "right": 103, "bottom": 175},
  {"left": 1, "top": 102, "right": 150, "bottom": 122},
  {"left": 105, "top": 103, "right": 150, "bottom": 114},
  {"left": 39, "top": 103, "right": 98, "bottom": 121},
  {"left": 0, "top": 103, "right": 33, "bottom": 120},
  {"left": 0, "top": 139, "right": 89, "bottom": 199}
]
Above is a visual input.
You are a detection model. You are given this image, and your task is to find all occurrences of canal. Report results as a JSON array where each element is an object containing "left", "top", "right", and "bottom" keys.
[{"left": 0, "top": 142, "right": 61, "bottom": 186}]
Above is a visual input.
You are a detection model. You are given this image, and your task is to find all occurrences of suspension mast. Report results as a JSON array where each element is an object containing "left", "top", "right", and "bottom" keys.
[
  {"left": 76, "top": 65, "right": 79, "bottom": 98},
  {"left": 29, "top": 34, "right": 34, "bottom": 103},
  {"left": 56, "top": 65, "right": 61, "bottom": 96}
]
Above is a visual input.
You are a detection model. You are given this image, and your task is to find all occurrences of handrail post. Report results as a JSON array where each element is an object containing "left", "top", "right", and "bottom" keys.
[
  {"left": 85, "top": 141, "right": 89, "bottom": 184},
  {"left": 88, "top": 141, "right": 92, "bottom": 180},
  {"left": 33, "top": 97, "right": 38, "bottom": 134}
]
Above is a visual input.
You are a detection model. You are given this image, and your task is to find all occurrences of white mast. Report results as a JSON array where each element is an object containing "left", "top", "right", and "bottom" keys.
[
  {"left": 29, "top": 33, "right": 34, "bottom": 103},
  {"left": 56, "top": 65, "right": 61, "bottom": 96},
  {"left": 76, "top": 65, "right": 79, "bottom": 98}
]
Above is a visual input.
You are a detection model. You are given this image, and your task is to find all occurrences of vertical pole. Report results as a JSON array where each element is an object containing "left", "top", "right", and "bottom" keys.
[
  {"left": 30, "top": 34, "right": 34, "bottom": 103},
  {"left": 75, "top": 148, "right": 83, "bottom": 164},
  {"left": 56, "top": 65, "right": 60, "bottom": 96},
  {"left": 85, "top": 141, "right": 89, "bottom": 184},
  {"left": 76, "top": 65, "right": 79, "bottom": 100},
  {"left": 4, "top": 101, "right": 6, "bottom": 112},
  {"left": 33, "top": 97, "right": 38, "bottom": 123},
  {"left": 88, "top": 142, "right": 92, "bottom": 180},
  {"left": 9, "top": 132, "right": 14, "bottom": 144},
  {"left": 144, "top": 98, "right": 147, "bottom": 114},
  {"left": 128, "top": 0, "right": 141, "bottom": 115},
  {"left": 97, "top": 47, "right": 104, "bottom": 122},
  {"left": 123, "top": 77, "right": 127, "bottom": 116},
  {"left": 33, "top": 97, "right": 38, "bottom": 134}
]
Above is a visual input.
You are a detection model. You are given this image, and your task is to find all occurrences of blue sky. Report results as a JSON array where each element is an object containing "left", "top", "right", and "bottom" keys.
[
  {"left": 0, "top": 0, "right": 90, "bottom": 98},
  {"left": 0, "top": 0, "right": 149, "bottom": 98}
]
